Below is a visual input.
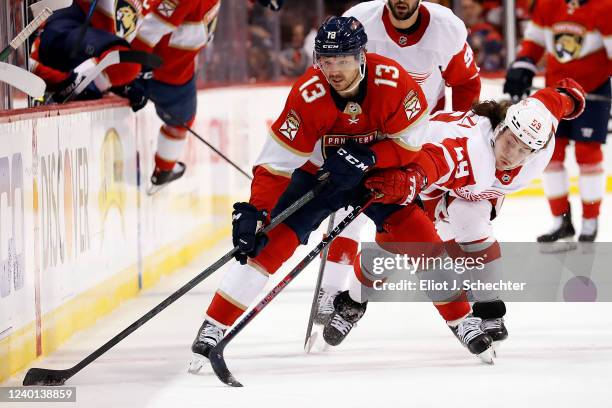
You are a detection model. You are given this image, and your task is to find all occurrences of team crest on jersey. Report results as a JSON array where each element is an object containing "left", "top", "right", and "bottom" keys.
[
  {"left": 115, "top": 0, "right": 140, "bottom": 38},
  {"left": 157, "top": 0, "right": 177, "bottom": 17},
  {"left": 279, "top": 110, "right": 301, "bottom": 141},
  {"left": 344, "top": 102, "right": 362, "bottom": 125},
  {"left": 403, "top": 91, "right": 422, "bottom": 121},
  {"left": 407, "top": 70, "right": 431, "bottom": 85},
  {"left": 553, "top": 22, "right": 585, "bottom": 63}
]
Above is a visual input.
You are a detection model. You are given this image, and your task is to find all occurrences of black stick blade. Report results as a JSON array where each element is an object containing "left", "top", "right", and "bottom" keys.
[
  {"left": 209, "top": 347, "right": 243, "bottom": 387},
  {"left": 23, "top": 368, "right": 71, "bottom": 386}
]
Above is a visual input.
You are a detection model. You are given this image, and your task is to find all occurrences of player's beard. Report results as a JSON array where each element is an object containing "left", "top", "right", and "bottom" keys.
[{"left": 387, "top": 0, "right": 419, "bottom": 21}]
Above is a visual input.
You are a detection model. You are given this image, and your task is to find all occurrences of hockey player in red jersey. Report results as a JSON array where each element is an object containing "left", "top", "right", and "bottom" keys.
[
  {"left": 125, "top": 0, "right": 221, "bottom": 193},
  {"left": 504, "top": 0, "right": 612, "bottom": 243},
  {"left": 188, "top": 16, "right": 497, "bottom": 371},
  {"left": 313, "top": 0, "right": 483, "bottom": 329},
  {"left": 340, "top": 78, "right": 586, "bottom": 355},
  {"left": 29, "top": 0, "right": 149, "bottom": 101},
  {"left": 30, "top": 0, "right": 283, "bottom": 193},
  {"left": 129, "top": 0, "right": 283, "bottom": 192}
]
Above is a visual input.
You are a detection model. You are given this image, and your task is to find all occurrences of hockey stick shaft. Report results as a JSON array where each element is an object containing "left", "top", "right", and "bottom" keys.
[
  {"left": 152, "top": 102, "right": 253, "bottom": 181},
  {"left": 70, "top": 0, "right": 98, "bottom": 58},
  {"left": 303, "top": 212, "right": 335, "bottom": 350},
  {"left": 22, "top": 181, "right": 328, "bottom": 386},
  {"left": 0, "top": 8, "right": 53, "bottom": 62},
  {"left": 210, "top": 196, "right": 375, "bottom": 387},
  {"left": 52, "top": 50, "right": 162, "bottom": 104}
]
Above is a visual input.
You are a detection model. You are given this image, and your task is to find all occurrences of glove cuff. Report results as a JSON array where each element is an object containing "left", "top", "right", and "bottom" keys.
[
  {"left": 511, "top": 58, "right": 537, "bottom": 74},
  {"left": 405, "top": 163, "right": 428, "bottom": 189},
  {"left": 556, "top": 88, "right": 584, "bottom": 120}
]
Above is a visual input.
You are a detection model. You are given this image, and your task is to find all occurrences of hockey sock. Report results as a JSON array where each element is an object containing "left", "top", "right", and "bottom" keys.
[
  {"left": 543, "top": 161, "right": 570, "bottom": 216},
  {"left": 155, "top": 125, "right": 187, "bottom": 171},
  {"left": 576, "top": 142, "right": 604, "bottom": 219},
  {"left": 206, "top": 261, "right": 270, "bottom": 327},
  {"left": 433, "top": 291, "right": 471, "bottom": 326},
  {"left": 323, "top": 236, "right": 359, "bottom": 291}
]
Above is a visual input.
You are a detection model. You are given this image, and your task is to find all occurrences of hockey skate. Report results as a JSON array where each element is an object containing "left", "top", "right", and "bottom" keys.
[
  {"left": 305, "top": 288, "right": 341, "bottom": 353},
  {"left": 314, "top": 288, "right": 341, "bottom": 325},
  {"left": 188, "top": 320, "right": 225, "bottom": 374},
  {"left": 578, "top": 218, "right": 598, "bottom": 243},
  {"left": 450, "top": 316, "right": 494, "bottom": 364},
  {"left": 537, "top": 210, "right": 577, "bottom": 253},
  {"left": 481, "top": 318, "right": 508, "bottom": 357},
  {"left": 147, "top": 162, "right": 186, "bottom": 195},
  {"left": 322, "top": 291, "right": 367, "bottom": 347}
]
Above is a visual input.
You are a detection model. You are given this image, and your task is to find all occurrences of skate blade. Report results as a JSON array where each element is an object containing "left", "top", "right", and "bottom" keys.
[
  {"left": 305, "top": 331, "right": 317, "bottom": 354},
  {"left": 147, "top": 183, "right": 167, "bottom": 196},
  {"left": 187, "top": 353, "right": 210, "bottom": 375},
  {"left": 305, "top": 327, "right": 330, "bottom": 354},
  {"left": 491, "top": 341, "right": 502, "bottom": 358},
  {"left": 538, "top": 239, "right": 577, "bottom": 254},
  {"left": 478, "top": 348, "right": 495, "bottom": 365}
]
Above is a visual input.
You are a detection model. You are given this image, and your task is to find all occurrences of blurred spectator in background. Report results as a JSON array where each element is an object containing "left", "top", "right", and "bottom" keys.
[
  {"left": 461, "top": 0, "right": 505, "bottom": 72},
  {"left": 247, "top": 2, "right": 279, "bottom": 81},
  {"left": 278, "top": 23, "right": 309, "bottom": 78},
  {"left": 480, "top": 0, "right": 532, "bottom": 38}
]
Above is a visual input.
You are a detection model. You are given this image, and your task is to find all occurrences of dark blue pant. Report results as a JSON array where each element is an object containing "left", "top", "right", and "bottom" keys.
[
  {"left": 556, "top": 80, "right": 611, "bottom": 144},
  {"left": 38, "top": 3, "right": 127, "bottom": 72},
  {"left": 149, "top": 76, "right": 198, "bottom": 126}
]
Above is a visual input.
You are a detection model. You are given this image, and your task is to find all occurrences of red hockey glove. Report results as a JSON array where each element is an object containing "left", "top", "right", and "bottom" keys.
[
  {"left": 555, "top": 78, "right": 585, "bottom": 120},
  {"left": 365, "top": 165, "right": 427, "bottom": 205}
]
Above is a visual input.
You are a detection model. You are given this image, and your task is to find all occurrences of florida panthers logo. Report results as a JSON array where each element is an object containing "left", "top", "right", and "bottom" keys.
[
  {"left": 553, "top": 22, "right": 585, "bottom": 63},
  {"left": 115, "top": 0, "right": 140, "bottom": 39},
  {"left": 344, "top": 102, "right": 362, "bottom": 125}
]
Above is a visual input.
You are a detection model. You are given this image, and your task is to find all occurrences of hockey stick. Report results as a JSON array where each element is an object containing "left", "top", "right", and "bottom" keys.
[
  {"left": 30, "top": 0, "right": 73, "bottom": 16},
  {"left": 0, "top": 9, "right": 52, "bottom": 62},
  {"left": 0, "top": 61, "right": 46, "bottom": 97},
  {"left": 151, "top": 102, "right": 253, "bottom": 181},
  {"left": 22, "top": 180, "right": 328, "bottom": 386},
  {"left": 303, "top": 212, "right": 335, "bottom": 351},
  {"left": 210, "top": 196, "right": 375, "bottom": 387},
  {"left": 70, "top": 0, "right": 99, "bottom": 58},
  {"left": 0, "top": 0, "right": 72, "bottom": 62},
  {"left": 50, "top": 50, "right": 162, "bottom": 103}
]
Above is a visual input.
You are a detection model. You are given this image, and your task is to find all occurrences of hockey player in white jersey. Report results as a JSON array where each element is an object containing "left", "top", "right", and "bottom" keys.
[
  {"left": 314, "top": 0, "right": 482, "bottom": 330},
  {"left": 323, "top": 78, "right": 586, "bottom": 353}
]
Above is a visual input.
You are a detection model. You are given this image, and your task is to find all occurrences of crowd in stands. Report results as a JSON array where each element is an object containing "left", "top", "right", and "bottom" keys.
[{"left": 233, "top": 0, "right": 533, "bottom": 84}]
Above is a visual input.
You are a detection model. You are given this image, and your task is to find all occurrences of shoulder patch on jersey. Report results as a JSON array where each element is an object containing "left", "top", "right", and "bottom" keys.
[
  {"left": 157, "top": 0, "right": 177, "bottom": 18},
  {"left": 403, "top": 91, "right": 422, "bottom": 121},
  {"left": 279, "top": 110, "right": 301, "bottom": 141},
  {"left": 115, "top": 0, "right": 140, "bottom": 38}
]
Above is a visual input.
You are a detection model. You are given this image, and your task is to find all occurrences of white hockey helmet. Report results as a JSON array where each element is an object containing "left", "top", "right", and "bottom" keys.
[{"left": 501, "top": 97, "right": 557, "bottom": 151}]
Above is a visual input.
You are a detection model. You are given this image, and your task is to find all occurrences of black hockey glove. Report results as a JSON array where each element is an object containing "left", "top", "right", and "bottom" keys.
[
  {"left": 111, "top": 69, "right": 152, "bottom": 112},
  {"left": 232, "top": 202, "right": 269, "bottom": 264},
  {"left": 257, "top": 0, "right": 283, "bottom": 11},
  {"left": 51, "top": 70, "right": 103, "bottom": 103},
  {"left": 318, "top": 141, "right": 376, "bottom": 192},
  {"left": 503, "top": 57, "right": 537, "bottom": 101}
]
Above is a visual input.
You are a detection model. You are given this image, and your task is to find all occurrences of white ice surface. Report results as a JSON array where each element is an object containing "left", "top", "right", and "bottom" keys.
[{"left": 4, "top": 195, "right": 612, "bottom": 408}]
